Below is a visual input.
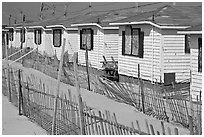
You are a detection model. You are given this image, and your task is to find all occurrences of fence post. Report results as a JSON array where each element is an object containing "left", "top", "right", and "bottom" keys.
[
  {"left": 198, "top": 91, "right": 202, "bottom": 135},
  {"left": 73, "top": 52, "right": 85, "bottom": 135},
  {"left": 160, "top": 121, "right": 166, "bottom": 135},
  {"left": 7, "top": 67, "right": 12, "bottom": 102},
  {"left": 51, "top": 38, "right": 66, "bottom": 135},
  {"left": 18, "top": 69, "right": 23, "bottom": 115},
  {"left": 188, "top": 115, "right": 194, "bottom": 135},
  {"left": 149, "top": 124, "right": 155, "bottom": 135},
  {"left": 85, "top": 42, "right": 91, "bottom": 91}
]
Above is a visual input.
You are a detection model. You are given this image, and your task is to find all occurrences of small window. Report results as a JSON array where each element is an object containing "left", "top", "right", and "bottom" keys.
[
  {"left": 185, "top": 35, "right": 190, "bottom": 54},
  {"left": 20, "top": 28, "right": 25, "bottom": 43},
  {"left": 9, "top": 29, "right": 14, "bottom": 41},
  {"left": 80, "top": 28, "right": 93, "bottom": 50},
  {"left": 53, "top": 29, "right": 62, "bottom": 47},
  {"left": 34, "top": 29, "right": 42, "bottom": 45},
  {"left": 198, "top": 38, "right": 202, "bottom": 72},
  {"left": 122, "top": 25, "right": 144, "bottom": 58}
]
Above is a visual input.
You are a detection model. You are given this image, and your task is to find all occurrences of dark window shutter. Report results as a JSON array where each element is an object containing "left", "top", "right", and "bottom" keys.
[
  {"left": 90, "top": 29, "right": 94, "bottom": 50},
  {"left": 59, "top": 29, "right": 62, "bottom": 46},
  {"left": 34, "top": 30, "right": 37, "bottom": 44},
  {"left": 122, "top": 31, "right": 125, "bottom": 55},
  {"left": 80, "top": 30, "right": 82, "bottom": 49},
  {"left": 198, "top": 38, "right": 202, "bottom": 72},
  {"left": 9, "top": 29, "right": 14, "bottom": 41},
  {"left": 39, "top": 30, "right": 42, "bottom": 45},
  {"left": 185, "top": 35, "right": 190, "bottom": 53},
  {"left": 139, "top": 31, "right": 144, "bottom": 58},
  {"left": 20, "top": 28, "right": 25, "bottom": 43}
]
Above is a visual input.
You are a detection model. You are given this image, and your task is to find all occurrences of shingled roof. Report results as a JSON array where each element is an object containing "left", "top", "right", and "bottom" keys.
[{"left": 111, "top": 5, "right": 202, "bottom": 27}]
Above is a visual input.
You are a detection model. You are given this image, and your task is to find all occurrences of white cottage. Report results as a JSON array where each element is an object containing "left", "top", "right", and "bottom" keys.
[
  {"left": 71, "top": 13, "right": 129, "bottom": 69},
  {"left": 178, "top": 25, "right": 202, "bottom": 98},
  {"left": 110, "top": 5, "right": 201, "bottom": 84}
]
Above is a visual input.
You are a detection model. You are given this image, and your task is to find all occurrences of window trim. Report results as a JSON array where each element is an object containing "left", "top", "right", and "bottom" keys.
[
  {"left": 80, "top": 28, "right": 94, "bottom": 51},
  {"left": 34, "top": 29, "right": 42, "bottom": 45},
  {"left": 53, "top": 29, "right": 62, "bottom": 47},
  {"left": 122, "top": 26, "right": 143, "bottom": 58}
]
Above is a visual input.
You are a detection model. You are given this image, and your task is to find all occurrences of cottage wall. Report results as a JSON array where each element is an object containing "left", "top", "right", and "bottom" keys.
[
  {"left": 118, "top": 24, "right": 162, "bottom": 82},
  {"left": 14, "top": 30, "right": 21, "bottom": 48},
  {"left": 162, "top": 30, "right": 190, "bottom": 83},
  {"left": 189, "top": 34, "right": 202, "bottom": 98},
  {"left": 104, "top": 29, "right": 119, "bottom": 61},
  {"left": 44, "top": 30, "right": 54, "bottom": 56},
  {"left": 43, "top": 29, "right": 78, "bottom": 59},
  {"left": 67, "top": 30, "right": 78, "bottom": 53},
  {"left": 78, "top": 26, "right": 104, "bottom": 69}
]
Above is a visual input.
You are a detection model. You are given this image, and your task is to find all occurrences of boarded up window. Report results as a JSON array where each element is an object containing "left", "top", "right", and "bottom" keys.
[
  {"left": 132, "top": 28, "right": 139, "bottom": 56},
  {"left": 20, "top": 28, "right": 25, "bottom": 43},
  {"left": 185, "top": 35, "right": 190, "bottom": 53},
  {"left": 34, "top": 29, "right": 42, "bottom": 45},
  {"left": 122, "top": 26, "right": 143, "bottom": 58},
  {"left": 53, "top": 29, "right": 62, "bottom": 47},
  {"left": 9, "top": 29, "right": 14, "bottom": 41},
  {"left": 80, "top": 28, "right": 93, "bottom": 50},
  {"left": 198, "top": 38, "right": 202, "bottom": 72}
]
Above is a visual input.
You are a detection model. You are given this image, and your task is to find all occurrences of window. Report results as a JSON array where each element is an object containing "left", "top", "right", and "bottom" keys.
[
  {"left": 9, "top": 29, "right": 14, "bottom": 41},
  {"left": 34, "top": 29, "right": 42, "bottom": 45},
  {"left": 185, "top": 35, "right": 190, "bottom": 53},
  {"left": 80, "top": 28, "right": 93, "bottom": 50},
  {"left": 122, "top": 25, "right": 144, "bottom": 58},
  {"left": 198, "top": 38, "right": 202, "bottom": 72},
  {"left": 53, "top": 29, "right": 62, "bottom": 47},
  {"left": 20, "top": 28, "right": 25, "bottom": 43}
]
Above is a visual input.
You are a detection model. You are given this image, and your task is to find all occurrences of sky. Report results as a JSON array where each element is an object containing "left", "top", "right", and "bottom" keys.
[{"left": 2, "top": 1, "right": 202, "bottom": 25}]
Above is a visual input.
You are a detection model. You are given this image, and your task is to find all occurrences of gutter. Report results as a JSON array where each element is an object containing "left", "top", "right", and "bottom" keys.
[
  {"left": 177, "top": 31, "right": 202, "bottom": 34},
  {"left": 109, "top": 21, "right": 190, "bottom": 29},
  {"left": 71, "top": 23, "right": 119, "bottom": 29}
]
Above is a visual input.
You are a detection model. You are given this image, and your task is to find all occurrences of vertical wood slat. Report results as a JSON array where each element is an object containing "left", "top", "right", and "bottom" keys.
[
  {"left": 136, "top": 120, "right": 141, "bottom": 134},
  {"left": 92, "top": 111, "right": 99, "bottom": 135},
  {"left": 145, "top": 119, "right": 150, "bottom": 135},
  {"left": 150, "top": 124, "right": 155, "bottom": 135},
  {"left": 68, "top": 89, "right": 76, "bottom": 133},
  {"left": 167, "top": 127, "right": 171, "bottom": 135},
  {"left": 107, "top": 110, "right": 115, "bottom": 135},
  {"left": 89, "top": 109, "right": 95, "bottom": 135},
  {"left": 102, "top": 113, "right": 108, "bottom": 135},
  {"left": 160, "top": 121, "right": 166, "bottom": 135},
  {"left": 98, "top": 111, "right": 105, "bottom": 135}
]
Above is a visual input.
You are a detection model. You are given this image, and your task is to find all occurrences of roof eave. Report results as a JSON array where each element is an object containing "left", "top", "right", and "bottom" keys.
[
  {"left": 177, "top": 31, "right": 202, "bottom": 34},
  {"left": 110, "top": 21, "right": 190, "bottom": 29},
  {"left": 71, "top": 23, "right": 103, "bottom": 29},
  {"left": 46, "top": 25, "right": 67, "bottom": 30}
]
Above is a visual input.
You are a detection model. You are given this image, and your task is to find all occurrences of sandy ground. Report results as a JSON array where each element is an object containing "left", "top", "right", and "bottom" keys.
[
  {"left": 2, "top": 60, "right": 190, "bottom": 135},
  {"left": 2, "top": 95, "right": 47, "bottom": 135}
]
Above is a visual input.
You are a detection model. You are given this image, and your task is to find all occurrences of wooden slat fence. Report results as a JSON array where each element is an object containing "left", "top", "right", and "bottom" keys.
[{"left": 2, "top": 66, "right": 184, "bottom": 135}]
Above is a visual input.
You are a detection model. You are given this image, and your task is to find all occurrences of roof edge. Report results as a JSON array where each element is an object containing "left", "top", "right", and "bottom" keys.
[
  {"left": 110, "top": 21, "right": 190, "bottom": 29},
  {"left": 177, "top": 31, "right": 202, "bottom": 34}
]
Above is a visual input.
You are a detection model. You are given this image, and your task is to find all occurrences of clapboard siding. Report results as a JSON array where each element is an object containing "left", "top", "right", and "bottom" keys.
[
  {"left": 190, "top": 48, "right": 202, "bottom": 97},
  {"left": 67, "top": 30, "right": 78, "bottom": 53},
  {"left": 104, "top": 29, "right": 119, "bottom": 61},
  {"left": 118, "top": 24, "right": 162, "bottom": 82},
  {"left": 163, "top": 35, "right": 190, "bottom": 82},
  {"left": 14, "top": 30, "right": 21, "bottom": 48},
  {"left": 78, "top": 26, "right": 103, "bottom": 69}
]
